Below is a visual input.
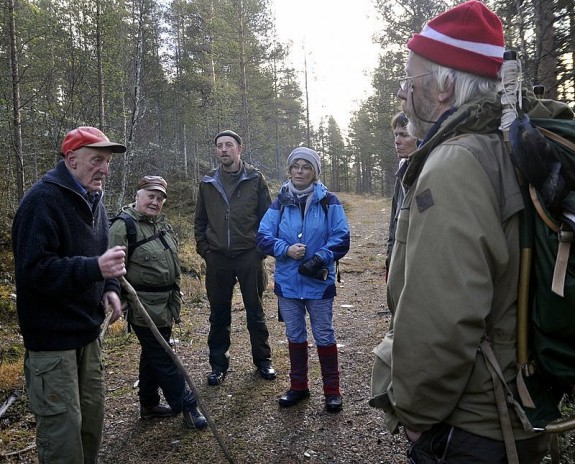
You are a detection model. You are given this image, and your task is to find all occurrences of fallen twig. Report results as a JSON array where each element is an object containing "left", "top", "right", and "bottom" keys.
[{"left": 1, "top": 443, "right": 36, "bottom": 457}]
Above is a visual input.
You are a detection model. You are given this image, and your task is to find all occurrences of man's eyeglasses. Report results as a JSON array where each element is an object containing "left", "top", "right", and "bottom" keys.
[{"left": 398, "top": 72, "right": 430, "bottom": 92}]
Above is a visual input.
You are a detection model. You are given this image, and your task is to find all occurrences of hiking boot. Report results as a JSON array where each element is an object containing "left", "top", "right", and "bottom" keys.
[
  {"left": 207, "top": 370, "right": 226, "bottom": 386},
  {"left": 278, "top": 389, "right": 310, "bottom": 408},
  {"left": 258, "top": 363, "right": 277, "bottom": 381},
  {"left": 183, "top": 406, "right": 207, "bottom": 429},
  {"left": 140, "top": 403, "right": 174, "bottom": 420},
  {"left": 325, "top": 394, "right": 343, "bottom": 413}
]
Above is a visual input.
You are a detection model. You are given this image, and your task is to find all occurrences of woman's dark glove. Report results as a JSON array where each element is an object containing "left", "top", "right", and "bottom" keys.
[{"left": 298, "top": 255, "right": 327, "bottom": 280}]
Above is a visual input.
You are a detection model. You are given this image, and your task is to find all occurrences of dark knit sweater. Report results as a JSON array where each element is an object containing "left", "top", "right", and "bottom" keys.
[{"left": 12, "top": 160, "right": 120, "bottom": 351}]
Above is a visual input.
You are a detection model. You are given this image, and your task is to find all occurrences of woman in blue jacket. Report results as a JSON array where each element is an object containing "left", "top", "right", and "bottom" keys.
[{"left": 257, "top": 147, "right": 350, "bottom": 412}]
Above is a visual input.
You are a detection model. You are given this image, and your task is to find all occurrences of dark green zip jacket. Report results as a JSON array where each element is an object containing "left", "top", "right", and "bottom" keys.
[{"left": 194, "top": 162, "right": 271, "bottom": 258}]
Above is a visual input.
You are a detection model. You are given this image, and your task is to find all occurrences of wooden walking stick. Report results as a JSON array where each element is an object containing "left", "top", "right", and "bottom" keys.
[
  {"left": 118, "top": 276, "right": 235, "bottom": 464},
  {"left": 99, "top": 306, "right": 114, "bottom": 343}
]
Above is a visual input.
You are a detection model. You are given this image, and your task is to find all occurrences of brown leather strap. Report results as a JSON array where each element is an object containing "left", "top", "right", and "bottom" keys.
[
  {"left": 552, "top": 230, "right": 572, "bottom": 297},
  {"left": 529, "top": 184, "right": 559, "bottom": 232},
  {"left": 538, "top": 126, "right": 575, "bottom": 153},
  {"left": 528, "top": 184, "right": 571, "bottom": 296}
]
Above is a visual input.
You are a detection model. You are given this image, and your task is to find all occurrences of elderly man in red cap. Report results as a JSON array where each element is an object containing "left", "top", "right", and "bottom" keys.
[
  {"left": 370, "top": 2, "right": 549, "bottom": 463},
  {"left": 12, "top": 126, "right": 127, "bottom": 463}
]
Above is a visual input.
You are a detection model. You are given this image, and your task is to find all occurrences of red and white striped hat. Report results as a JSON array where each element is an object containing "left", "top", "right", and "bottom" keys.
[{"left": 407, "top": 1, "right": 505, "bottom": 79}]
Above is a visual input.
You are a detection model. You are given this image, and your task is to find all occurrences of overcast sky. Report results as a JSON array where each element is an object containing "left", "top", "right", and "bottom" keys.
[{"left": 272, "top": 0, "right": 381, "bottom": 134}]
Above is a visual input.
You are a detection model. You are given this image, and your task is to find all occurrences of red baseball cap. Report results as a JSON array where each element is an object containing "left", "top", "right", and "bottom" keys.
[{"left": 61, "top": 126, "right": 127, "bottom": 155}]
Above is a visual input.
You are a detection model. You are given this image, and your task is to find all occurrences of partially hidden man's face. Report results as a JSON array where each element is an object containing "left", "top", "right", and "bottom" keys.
[
  {"left": 68, "top": 147, "right": 114, "bottom": 192},
  {"left": 215, "top": 136, "right": 242, "bottom": 171},
  {"left": 397, "top": 53, "right": 440, "bottom": 141}
]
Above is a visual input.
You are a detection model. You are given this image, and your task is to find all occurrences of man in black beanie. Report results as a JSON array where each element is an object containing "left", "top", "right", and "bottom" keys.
[{"left": 194, "top": 130, "right": 276, "bottom": 385}]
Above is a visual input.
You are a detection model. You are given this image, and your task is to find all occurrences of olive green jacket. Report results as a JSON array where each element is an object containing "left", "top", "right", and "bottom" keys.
[
  {"left": 371, "top": 97, "right": 536, "bottom": 441},
  {"left": 109, "top": 205, "right": 181, "bottom": 328}
]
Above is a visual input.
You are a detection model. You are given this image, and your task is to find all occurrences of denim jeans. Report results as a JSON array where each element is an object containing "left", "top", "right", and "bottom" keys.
[
  {"left": 24, "top": 338, "right": 104, "bottom": 464},
  {"left": 278, "top": 296, "right": 336, "bottom": 346}
]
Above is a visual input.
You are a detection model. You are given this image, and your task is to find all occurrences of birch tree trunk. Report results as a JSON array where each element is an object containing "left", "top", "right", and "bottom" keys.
[
  {"left": 96, "top": 0, "right": 106, "bottom": 128},
  {"left": 8, "top": 0, "right": 24, "bottom": 201},
  {"left": 533, "top": 0, "right": 557, "bottom": 99},
  {"left": 238, "top": 0, "right": 251, "bottom": 162},
  {"left": 119, "top": 0, "right": 146, "bottom": 211}
]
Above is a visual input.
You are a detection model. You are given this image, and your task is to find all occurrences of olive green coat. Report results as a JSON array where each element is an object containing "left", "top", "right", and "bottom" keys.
[
  {"left": 370, "top": 97, "right": 536, "bottom": 441},
  {"left": 109, "top": 206, "right": 181, "bottom": 328}
]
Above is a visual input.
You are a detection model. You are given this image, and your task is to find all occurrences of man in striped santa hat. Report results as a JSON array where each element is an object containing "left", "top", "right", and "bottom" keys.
[{"left": 370, "top": 2, "right": 550, "bottom": 463}]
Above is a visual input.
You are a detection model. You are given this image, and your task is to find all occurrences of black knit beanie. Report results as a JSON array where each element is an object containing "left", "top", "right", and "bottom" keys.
[{"left": 214, "top": 130, "right": 242, "bottom": 146}]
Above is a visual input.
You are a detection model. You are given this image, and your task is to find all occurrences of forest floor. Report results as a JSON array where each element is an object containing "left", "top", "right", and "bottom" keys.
[{"left": 0, "top": 193, "right": 567, "bottom": 463}]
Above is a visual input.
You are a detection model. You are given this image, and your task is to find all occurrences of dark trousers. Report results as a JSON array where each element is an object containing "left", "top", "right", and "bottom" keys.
[
  {"left": 407, "top": 423, "right": 549, "bottom": 464},
  {"left": 132, "top": 324, "right": 197, "bottom": 413},
  {"left": 205, "top": 249, "right": 271, "bottom": 371}
]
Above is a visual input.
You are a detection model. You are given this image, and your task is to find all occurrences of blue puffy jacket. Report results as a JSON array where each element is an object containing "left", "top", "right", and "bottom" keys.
[{"left": 257, "top": 182, "right": 350, "bottom": 299}]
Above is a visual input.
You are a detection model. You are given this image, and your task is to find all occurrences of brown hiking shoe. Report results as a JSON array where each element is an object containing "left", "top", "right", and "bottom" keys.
[{"left": 140, "top": 403, "right": 174, "bottom": 420}]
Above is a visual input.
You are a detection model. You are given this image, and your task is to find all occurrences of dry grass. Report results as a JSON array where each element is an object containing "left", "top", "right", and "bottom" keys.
[{"left": 0, "top": 363, "right": 23, "bottom": 392}]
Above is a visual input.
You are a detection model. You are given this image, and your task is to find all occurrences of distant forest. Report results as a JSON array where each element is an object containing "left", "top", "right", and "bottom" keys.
[{"left": 1, "top": 0, "right": 573, "bottom": 235}]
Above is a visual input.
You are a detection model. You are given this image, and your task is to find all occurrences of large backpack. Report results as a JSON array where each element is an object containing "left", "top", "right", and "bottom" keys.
[
  {"left": 483, "top": 93, "right": 575, "bottom": 450},
  {"left": 511, "top": 114, "right": 575, "bottom": 381},
  {"left": 480, "top": 93, "right": 575, "bottom": 464},
  {"left": 510, "top": 105, "right": 575, "bottom": 426}
]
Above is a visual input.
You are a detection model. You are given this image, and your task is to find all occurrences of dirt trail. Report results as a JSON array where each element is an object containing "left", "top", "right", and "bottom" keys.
[{"left": 98, "top": 192, "right": 408, "bottom": 464}]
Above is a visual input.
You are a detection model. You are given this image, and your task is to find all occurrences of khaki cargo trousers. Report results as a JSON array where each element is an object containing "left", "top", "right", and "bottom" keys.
[{"left": 24, "top": 338, "right": 104, "bottom": 463}]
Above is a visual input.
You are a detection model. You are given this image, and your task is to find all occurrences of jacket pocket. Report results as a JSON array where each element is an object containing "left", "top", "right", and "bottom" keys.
[
  {"left": 25, "top": 355, "right": 68, "bottom": 416},
  {"left": 394, "top": 207, "right": 409, "bottom": 245},
  {"left": 131, "top": 291, "right": 172, "bottom": 327}
]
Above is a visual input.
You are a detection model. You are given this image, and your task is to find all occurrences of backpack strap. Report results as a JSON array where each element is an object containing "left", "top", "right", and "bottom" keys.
[
  {"left": 538, "top": 126, "right": 575, "bottom": 153},
  {"left": 552, "top": 227, "right": 573, "bottom": 297},
  {"left": 112, "top": 213, "right": 170, "bottom": 261},
  {"left": 320, "top": 194, "right": 329, "bottom": 215},
  {"left": 320, "top": 195, "right": 342, "bottom": 282},
  {"left": 480, "top": 339, "right": 537, "bottom": 432},
  {"left": 479, "top": 337, "right": 548, "bottom": 464},
  {"left": 112, "top": 213, "right": 138, "bottom": 260},
  {"left": 529, "top": 184, "right": 573, "bottom": 297},
  {"left": 480, "top": 339, "right": 523, "bottom": 464},
  {"left": 279, "top": 194, "right": 340, "bottom": 282}
]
